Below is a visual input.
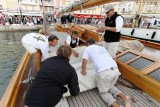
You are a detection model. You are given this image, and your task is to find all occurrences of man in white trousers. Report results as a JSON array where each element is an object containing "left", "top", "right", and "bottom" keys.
[{"left": 81, "top": 39, "right": 132, "bottom": 107}]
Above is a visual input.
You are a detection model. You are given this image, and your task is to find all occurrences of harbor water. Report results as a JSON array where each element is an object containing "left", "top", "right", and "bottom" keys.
[{"left": 0, "top": 31, "right": 37, "bottom": 99}]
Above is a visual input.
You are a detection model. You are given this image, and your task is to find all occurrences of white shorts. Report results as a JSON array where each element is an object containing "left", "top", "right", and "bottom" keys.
[{"left": 22, "top": 42, "right": 37, "bottom": 54}]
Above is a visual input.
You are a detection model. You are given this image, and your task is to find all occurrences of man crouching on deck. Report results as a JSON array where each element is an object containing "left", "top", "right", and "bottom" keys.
[
  {"left": 22, "top": 33, "right": 58, "bottom": 71},
  {"left": 81, "top": 39, "right": 131, "bottom": 107},
  {"left": 66, "top": 31, "right": 79, "bottom": 57},
  {"left": 25, "top": 44, "right": 80, "bottom": 107}
]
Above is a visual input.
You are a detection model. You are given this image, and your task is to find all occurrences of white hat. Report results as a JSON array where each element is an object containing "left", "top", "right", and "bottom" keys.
[{"left": 104, "top": 4, "right": 114, "bottom": 13}]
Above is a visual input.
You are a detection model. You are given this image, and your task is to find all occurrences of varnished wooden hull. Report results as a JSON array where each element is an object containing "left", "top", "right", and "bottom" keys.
[{"left": 0, "top": 52, "right": 37, "bottom": 107}]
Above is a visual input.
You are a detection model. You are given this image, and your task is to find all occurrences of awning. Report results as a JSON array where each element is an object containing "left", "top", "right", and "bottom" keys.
[
  {"left": 3, "top": 11, "right": 42, "bottom": 16},
  {"left": 74, "top": 14, "right": 105, "bottom": 18}
]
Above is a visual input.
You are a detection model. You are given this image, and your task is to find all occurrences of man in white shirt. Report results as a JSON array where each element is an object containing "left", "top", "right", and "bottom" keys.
[
  {"left": 66, "top": 31, "right": 79, "bottom": 57},
  {"left": 81, "top": 39, "right": 131, "bottom": 107},
  {"left": 147, "top": 16, "right": 156, "bottom": 29},
  {"left": 22, "top": 33, "right": 58, "bottom": 71},
  {"left": 96, "top": 4, "right": 123, "bottom": 58}
]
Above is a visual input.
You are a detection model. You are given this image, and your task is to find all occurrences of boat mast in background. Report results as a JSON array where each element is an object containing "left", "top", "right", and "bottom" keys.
[
  {"left": 135, "top": 0, "right": 143, "bottom": 27},
  {"left": 42, "top": 0, "right": 46, "bottom": 29},
  {"left": 18, "top": 0, "right": 22, "bottom": 19}
]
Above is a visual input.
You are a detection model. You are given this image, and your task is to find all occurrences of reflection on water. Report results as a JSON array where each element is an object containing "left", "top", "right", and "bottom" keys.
[{"left": 0, "top": 31, "right": 37, "bottom": 99}]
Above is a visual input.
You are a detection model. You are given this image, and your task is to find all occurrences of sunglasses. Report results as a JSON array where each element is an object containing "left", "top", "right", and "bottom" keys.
[{"left": 106, "top": 9, "right": 112, "bottom": 14}]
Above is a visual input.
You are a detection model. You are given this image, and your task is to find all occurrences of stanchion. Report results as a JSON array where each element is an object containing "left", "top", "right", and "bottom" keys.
[{"left": 98, "top": 32, "right": 104, "bottom": 46}]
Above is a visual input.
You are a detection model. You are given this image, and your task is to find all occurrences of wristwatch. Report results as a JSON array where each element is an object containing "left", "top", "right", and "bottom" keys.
[{"left": 107, "top": 27, "right": 110, "bottom": 30}]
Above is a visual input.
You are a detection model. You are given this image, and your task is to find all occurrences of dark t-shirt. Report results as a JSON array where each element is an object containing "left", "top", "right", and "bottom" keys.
[
  {"left": 66, "top": 15, "right": 74, "bottom": 23},
  {"left": 25, "top": 56, "right": 79, "bottom": 107},
  {"left": 61, "top": 16, "right": 66, "bottom": 24}
]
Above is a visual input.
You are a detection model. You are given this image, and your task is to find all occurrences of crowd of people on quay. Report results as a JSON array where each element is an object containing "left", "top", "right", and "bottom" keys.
[
  {"left": 1, "top": 12, "right": 159, "bottom": 29},
  {"left": 0, "top": 14, "right": 105, "bottom": 27},
  {"left": 75, "top": 18, "right": 105, "bottom": 25},
  {"left": 0, "top": 15, "right": 57, "bottom": 26},
  {"left": 60, "top": 12, "right": 106, "bottom": 29}
]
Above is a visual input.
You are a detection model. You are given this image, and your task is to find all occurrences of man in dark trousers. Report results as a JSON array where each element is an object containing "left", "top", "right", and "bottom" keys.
[
  {"left": 66, "top": 13, "right": 74, "bottom": 28},
  {"left": 25, "top": 44, "right": 80, "bottom": 107},
  {"left": 96, "top": 4, "right": 123, "bottom": 58},
  {"left": 61, "top": 13, "right": 66, "bottom": 24},
  {"left": 61, "top": 13, "right": 67, "bottom": 28}
]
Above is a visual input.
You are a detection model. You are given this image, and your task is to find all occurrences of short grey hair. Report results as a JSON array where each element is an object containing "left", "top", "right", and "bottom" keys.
[{"left": 86, "top": 39, "right": 95, "bottom": 46}]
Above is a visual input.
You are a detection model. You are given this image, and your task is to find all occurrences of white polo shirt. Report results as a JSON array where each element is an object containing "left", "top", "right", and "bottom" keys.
[
  {"left": 82, "top": 45, "right": 117, "bottom": 72},
  {"left": 66, "top": 36, "right": 79, "bottom": 45},
  {"left": 22, "top": 33, "right": 51, "bottom": 60}
]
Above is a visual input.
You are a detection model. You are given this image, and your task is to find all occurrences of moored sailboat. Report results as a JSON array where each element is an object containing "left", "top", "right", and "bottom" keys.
[{"left": 1, "top": 0, "right": 160, "bottom": 106}]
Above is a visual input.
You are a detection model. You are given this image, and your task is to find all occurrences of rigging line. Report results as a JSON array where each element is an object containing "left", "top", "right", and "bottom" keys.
[{"left": 100, "top": 4, "right": 103, "bottom": 18}]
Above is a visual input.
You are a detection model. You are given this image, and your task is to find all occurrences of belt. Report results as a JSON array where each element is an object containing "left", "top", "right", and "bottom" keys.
[{"left": 99, "top": 67, "right": 117, "bottom": 73}]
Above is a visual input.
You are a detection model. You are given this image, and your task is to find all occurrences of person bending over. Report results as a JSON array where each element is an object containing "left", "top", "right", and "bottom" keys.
[
  {"left": 25, "top": 44, "right": 80, "bottom": 107},
  {"left": 66, "top": 30, "right": 79, "bottom": 57},
  {"left": 22, "top": 33, "right": 58, "bottom": 71},
  {"left": 81, "top": 39, "right": 131, "bottom": 107}
]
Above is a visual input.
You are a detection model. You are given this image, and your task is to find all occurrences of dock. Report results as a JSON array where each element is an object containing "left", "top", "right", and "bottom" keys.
[{"left": 0, "top": 25, "right": 43, "bottom": 32}]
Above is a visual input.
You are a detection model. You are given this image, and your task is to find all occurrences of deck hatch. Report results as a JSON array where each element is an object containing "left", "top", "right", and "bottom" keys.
[
  {"left": 128, "top": 57, "right": 154, "bottom": 71},
  {"left": 117, "top": 52, "right": 138, "bottom": 63},
  {"left": 148, "top": 68, "right": 160, "bottom": 82}
]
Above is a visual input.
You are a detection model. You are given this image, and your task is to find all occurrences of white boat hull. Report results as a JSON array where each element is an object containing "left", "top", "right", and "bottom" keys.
[{"left": 121, "top": 28, "right": 160, "bottom": 43}]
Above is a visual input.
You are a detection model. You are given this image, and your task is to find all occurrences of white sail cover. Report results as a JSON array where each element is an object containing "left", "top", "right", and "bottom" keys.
[{"left": 64, "top": 46, "right": 97, "bottom": 97}]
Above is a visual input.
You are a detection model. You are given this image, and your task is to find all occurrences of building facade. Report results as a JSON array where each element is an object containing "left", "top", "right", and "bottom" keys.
[
  {"left": 113, "top": 0, "right": 159, "bottom": 15},
  {"left": 0, "top": 0, "right": 67, "bottom": 16},
  {"left": 1, "top": 0, "right": 160, "bottom": 18}
]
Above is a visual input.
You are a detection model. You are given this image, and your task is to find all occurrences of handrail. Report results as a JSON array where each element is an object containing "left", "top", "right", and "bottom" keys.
[{"left": 0, "top": 52, "right": 31, "bottom": 107}]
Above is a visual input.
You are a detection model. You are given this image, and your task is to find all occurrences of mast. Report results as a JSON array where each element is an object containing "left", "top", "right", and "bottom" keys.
[
  {"left": 18, "top": 0, "right": 22, "bottom": 18},
  {"left": 135, "top": 0, "right": 143, "bottom": 27},
  {"left": 42, "top": 0, "right": 46, "bottom": 29}
]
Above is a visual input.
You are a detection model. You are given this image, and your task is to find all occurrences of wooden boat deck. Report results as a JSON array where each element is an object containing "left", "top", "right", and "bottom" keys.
[{"left": 66, "top": 77, "right": 160, "bottom": 107}]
